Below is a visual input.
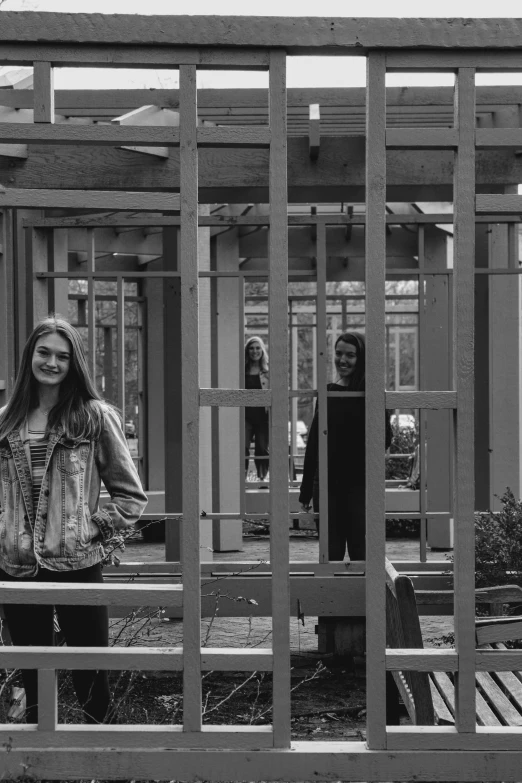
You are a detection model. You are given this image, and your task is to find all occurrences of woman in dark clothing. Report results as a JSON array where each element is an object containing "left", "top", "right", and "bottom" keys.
[
  {"left": 244, "top": 336, "right": 270, "bottom": 481},
  {"left": 299, "top": 331, "right": 392, "bottom": 561}
]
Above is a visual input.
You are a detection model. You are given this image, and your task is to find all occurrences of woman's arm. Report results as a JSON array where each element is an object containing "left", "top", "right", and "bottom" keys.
[{"left": 91, "top": 405, "right": 148, "bottom": 541}]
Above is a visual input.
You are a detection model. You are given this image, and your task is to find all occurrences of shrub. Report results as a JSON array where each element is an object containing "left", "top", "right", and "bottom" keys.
[{"left": 473, "top": 488, "right": 522, "bottom": 589}]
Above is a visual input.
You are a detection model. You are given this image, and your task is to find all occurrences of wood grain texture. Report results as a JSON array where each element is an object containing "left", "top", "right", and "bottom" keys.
[
  {"left": 0, "top": 189, "right": 180, "bottom": 211},
  {"left": 33, "top": 61, "right": 54, "bottom": 123},
  {"left": 0, "top": 582, "right": 183, "bottom": 605},
  {"left": 86, "top": 228, "right": 95, "bottom": 379},
  {"left": 0, "top": 123, "right": 181, "bottom": 145},
  {"left": 31, "top": 227, "right": 49, "bottom": 325},
  {"left": 476, "top": 129, "right": 522, "bottom": 148},
  {"left": 386, "top": 650, "right": 459, "bottom": 671},
  {"left": 6, "top": 743, "right": 522, "bottom": 781},
  {"left": 386, "top": 129, "right": 458, "bottom": 149},
  {"left": 365, "top": 51, "right": 387, "bottom": 751},
  {"left": 0, "top": 726, "right": 274, "bottom": 750},
  {"left": 453, "top": 66, "right": 477, "bottom": 734},
  {"left": 199, "top": 388, "right": 271, "bottom": 407},
  {"left": 37, "top": 669, "right": 57, "bottom": 732},
  {"left": 116, "top": 275, "right": 125, "bottom": 414},
  {"left": 387, "top": 50, "right": 522, "bottom": 71},
  {"left": 316, "top": 222, "right": 329, "bottom": 564},
  {"left": 268, "top": 49, "right": 290, "bottom": 749},
  {"left": 476, "top": 195, "right": 522, "bottom": 214},
  {"left": 385, "top": 391, "right": 457, "bottom": 409},
  {"left": 179, "top": 63, "right": 201, "bottom": 734},
  {"left": 2, "top": 14, "right": 522, "bottom": 50},
  {"left": 197, "top": 126, "right": 270, "bottom": 148},
  {"left": 387, "top": 726, "right": 522, "bottom": 750},
  {"left": 0, "top": 43, "right": 269, "bottom": 68}
]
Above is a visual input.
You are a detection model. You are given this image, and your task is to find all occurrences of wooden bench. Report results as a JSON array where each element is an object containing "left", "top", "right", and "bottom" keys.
[{"left": 385, "top": 557, "right": 522, "bottom": 726}]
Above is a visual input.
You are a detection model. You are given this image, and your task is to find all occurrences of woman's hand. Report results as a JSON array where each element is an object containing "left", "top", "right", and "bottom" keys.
[{"left": 300, "top": 501, "right": 312, "bottom": 513}]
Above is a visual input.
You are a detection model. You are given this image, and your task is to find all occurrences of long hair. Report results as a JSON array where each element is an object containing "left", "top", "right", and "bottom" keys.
[
  {"left": 334, "top": 331, "right": 365, "bottom": 391},
  {"left": 245, "top": 335, "right": 269, "bottom": 374},
  {"left": 0, "top": 315, "right": 114, "bottom": 442}
]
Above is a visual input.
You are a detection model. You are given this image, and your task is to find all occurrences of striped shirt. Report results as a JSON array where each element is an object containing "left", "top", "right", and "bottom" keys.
[{"left": 27, "top": 427, "right": 48, "bottom": 513}]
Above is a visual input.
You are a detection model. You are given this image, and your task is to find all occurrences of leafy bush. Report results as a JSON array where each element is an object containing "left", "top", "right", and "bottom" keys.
[{"left": 473, "top": 488, "right": 522, "bottom": 589}]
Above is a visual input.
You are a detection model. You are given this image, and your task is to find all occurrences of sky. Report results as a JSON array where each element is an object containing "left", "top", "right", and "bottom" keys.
[{"left": 0, "top": 0, "right": 521, "bottom": 89}]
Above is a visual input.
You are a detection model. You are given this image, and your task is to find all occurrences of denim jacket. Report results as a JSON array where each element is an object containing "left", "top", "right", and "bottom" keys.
[{"left": 0, "top": 404, "right": 148, "bottom": 576}]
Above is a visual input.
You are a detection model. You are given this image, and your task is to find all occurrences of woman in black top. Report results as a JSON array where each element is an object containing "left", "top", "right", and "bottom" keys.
[
  {"left": 299, "top": 331, "right": 392, "bottom": 561},
  {"left": 244, "top": 336, "right": 270, "bottom": 481}
]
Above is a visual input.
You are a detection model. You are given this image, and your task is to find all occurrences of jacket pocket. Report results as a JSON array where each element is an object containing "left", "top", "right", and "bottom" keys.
[
  {"left": 56, "top": 442, "right": 89, "bottom": 476},
  {"left": 79, "top": 503, "right": 100, "bottom": 547}
]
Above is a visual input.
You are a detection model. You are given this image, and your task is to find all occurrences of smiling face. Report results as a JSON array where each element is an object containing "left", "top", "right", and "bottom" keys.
[
  {"left": 31, "top": 332, "right": 71, "bottom": 390},
  {"left": 334, "top": 340, "right": 358, "bottom": 383},
  {"left": 247, "top": 340, "right": 263, "bottom": 363}
]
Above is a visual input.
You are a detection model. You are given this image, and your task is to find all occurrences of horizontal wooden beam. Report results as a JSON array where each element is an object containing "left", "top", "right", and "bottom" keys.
[
  {"left": 386, "top": 649, "right": 458, "bottom": 670},
  {"left": 2, "top": 140, "right": 521, "bottom": 201},
  {"left": 386, "top": 129, "right": 458, "bottom": 149},
  {"left": 0, "top": 188, "right": 180, "bottom": 210},
  {"left": 200, "top": 389, "right": 271, "bottom": 407},
  {"left": 5, "top": 743, "right": 522, "bottom": 781},
  {"left": 1, "top": 86, "right": 521, "bottom": 111},
  {"left": 1, "top": 14, "right": 522, "bottom": 51},
  {"left": 387, "top": 50, "right": 522, "bottom": 71},
  {"left": 385, "top": 391, "right": 457, "bottom": 409},
  {"left": 0, "top": 582, "right": 183, "bottom": 605},
  {"left": 0, "top": 725, "right": 274, "bottom": 750},
  {"left": 0, "top": 646, "right": 272, "bottom": 671},
  {"left": 476, "top": 194, "right": 522, "bottom": 214}
]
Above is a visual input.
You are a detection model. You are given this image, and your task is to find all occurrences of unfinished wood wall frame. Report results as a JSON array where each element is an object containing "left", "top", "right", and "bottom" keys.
[{"left": 1, "top": 12, "right": 522, "bottom": 781}]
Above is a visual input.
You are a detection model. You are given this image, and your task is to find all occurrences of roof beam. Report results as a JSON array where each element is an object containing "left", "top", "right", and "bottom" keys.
[
  {"left": 112, "top": 104, "right": 179, "bottom": 158},
  {"left": 0, "top": 14, "right": 521, "bottom": 51}
]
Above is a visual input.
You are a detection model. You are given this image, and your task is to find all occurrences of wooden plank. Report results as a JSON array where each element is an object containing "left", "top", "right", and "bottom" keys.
[
  {"left": 476, "top": 195, "right": 522, "bottom": 214},
  {"left": 386, "top": 650, "right": 458, "bottom": 671},
  {"left": 491, "top": 670, "right": 522, "bottom": 714},
  {"left": 268, "top": 49, "right": 290, "bottom": 749},
  {"left": 477, "top": 648, "right": 522, "bottom": 672},
  {"left": 388, "top": 726, "right": 522, "bottom": 750},
  {"left": 86, "top": 228, "right": 95, "bottom": 380},
  {"left": 112, "top": 104, "right": 173, "bottom": 159},
  {"left": 0, "top": 189, "right": 180, "bottom": 211},
  {"left": 199, "top": 388, "right": 271, "bottom": 407},
  {"left": 33, "top": 61, "right": 54, "bottom": 123},
  {"left": 365, "top": 50, "right": 387, "bottom": 751},
  {"left": 385, "top": 391, "right": 456, "bottom": 409},
  {"left": 316, "top": 221, "right": 329, "bottom": 564},
  {"left": 197, "top": 126, "right": 270, "bottom": 147},
  {"left": 0, "top": 123, "right": 181, "bottom": 145},
  {"left": 0, "top": 582, "right": 183, "bottom": 605},
  {"left": 476, "top": 128, "right": 522, "bottom": 148},
  {"left": 0, "top": 43, "right": 270, "bottom": 68},
  {"left": 37, "top": 669, "right": 57, "bottom": 732},
  {"left": 0, "top": 726, "right": 274, "bottom": 750},
  {"left": 429, "top": 680, "right": 455, "bottom": 725},
  {"left": 3, "top": 14, "right": 522, "bottom": 50},
  {"left": 31, "top": 227, "right": 49, "bottom": 325},
  {"left": 452, "top": 66, "right": 477, "bottom": 734},
  {"left": 4, "top": 86, "right": 522, "bottom": 112},
  {"left": 387, "top": 51, "right": 522, "bottom": 71},
  {"left": 116, "top": 275, "right": 125, "bottom": 415},
  {"left": 475, "top": 671, "right": 522, "bottom": 725},
  {"left": 476, "top": 618, "right": 522, "bottom": 646},
  {"left": 386, "top": 129, "right": 458, "bottom": 149},
  {"left": 179, "top": 63, "right": 201, "bottom": 734}
]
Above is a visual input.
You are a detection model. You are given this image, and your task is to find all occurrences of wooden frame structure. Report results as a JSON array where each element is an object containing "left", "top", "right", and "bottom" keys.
[{"left": 1, "top": 12, "right": 522, "bottom": 780}]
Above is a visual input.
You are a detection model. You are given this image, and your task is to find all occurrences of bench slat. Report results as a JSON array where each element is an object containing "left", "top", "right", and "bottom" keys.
[
  {"left": 428, "top": 678, "right": 454, "bottom": 725},
  {"left": 475, "top": 671, "right": 522, "bottom": 725}
]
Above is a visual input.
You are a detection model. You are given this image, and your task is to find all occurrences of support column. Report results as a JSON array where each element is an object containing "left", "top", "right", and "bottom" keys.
[
  {"left": 424, "top": 225, "right": 453, "bottom": 549},
  {"left": 49, "top": 229, "right": 69, "bottom": 318},
  {"left": 198, "top": 206, "right": 213, "bottom": 561},
  {"left": 0, "top": 210, "right": 15, "bottom": 405},
  {"left": 474, "top": 225, "right": 490, "bottom": 511},
  {"left": 488, "top": 222, "right": 521, "bottom": 508},
  {"left": 213, "top": 228, "right": 242, "bottom": 551},
  {"left": 143, "top": 259, "right": 165, "bottom": 497}
]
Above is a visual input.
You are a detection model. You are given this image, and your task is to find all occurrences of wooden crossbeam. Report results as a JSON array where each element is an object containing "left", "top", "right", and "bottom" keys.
[
  {"left": 309, "top": 103, "right": 320, "bottom": 160},
  {"left": 0, "top": 188, "right": 180, "bottom": 210}
]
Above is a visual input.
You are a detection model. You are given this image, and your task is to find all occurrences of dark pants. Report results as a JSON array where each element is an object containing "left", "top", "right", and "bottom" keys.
[
  {"left": 313, "top": 484, "right": 366, "bottom": 561},
  {"left": 0, "top": 563, "right": 110, "bottom": 724},
  {"left": 245, "top": 414, "right": 269, "bottom": 480}
]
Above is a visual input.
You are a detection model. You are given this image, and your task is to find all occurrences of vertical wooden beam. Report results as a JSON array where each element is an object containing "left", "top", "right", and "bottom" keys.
[
  {"left": 0, "top": 210, "right": 15, "bottom": 402},
  {"left": 418, "top": 226, "right": 427, "bottom": 562},
  {"left": 103, "top": 326, "right": 114, "bottom": 403},
  {"left": 365, "top": 50, "right": 387, "bottom": 750},
  {"left": 198, "top": 205, "right": 213, "bottom": 561},
  {"left": 239, "top": 274, "right": 247, "bottom": 517},
  {"left": 268, "top": 49, "right": 290, "bottom": 749},
  {"left": 33, "top": 62, "right": 54, "bottom": 123},
  {"left": 86, "top": 229, "right": 96, "bottom": 381},
  {"left": 163, "top": 228, "right": 182, "bottom": 556},
  {"left": 179, "top": 63, "right": 201, "bottom": 733},
  {"left": 474, "top": 224, "right": 490, "bottom": 512},
  {"left": 316, "top": 222, "right": 329, "bottom": 563},
  {"left": 116, "top": 275, "right": 125, "bottom": 416},
  {"left": 453, "top": 66, "right": 476, "bottom": 734},
  {"left": 32, "top": 227, "right": 49, "bottom": 325},
  {"left": 37, "top": 669, "right": 57, "bottom": 732},
  {"left": 49, "top": 229, "right": 69, "bottom": 317}
]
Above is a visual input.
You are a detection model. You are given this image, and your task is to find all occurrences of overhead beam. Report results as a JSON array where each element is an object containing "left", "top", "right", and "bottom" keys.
[
  {"left": 1, "top": 139, "right": 520, "bottom": 202},
  {"left": 0, "top": 14, "right": 522, "bottom": 51}
]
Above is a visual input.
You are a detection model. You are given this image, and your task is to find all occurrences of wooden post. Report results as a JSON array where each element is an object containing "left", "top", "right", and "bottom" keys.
[
  {"left": 49, "top": 228, "right": 69, "bottom": 318},
  {"left": 0, "top": 209, "right": 15, "bottom": 403}
]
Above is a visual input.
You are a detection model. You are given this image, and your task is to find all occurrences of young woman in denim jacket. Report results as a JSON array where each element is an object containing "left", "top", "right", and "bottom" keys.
[{"left": 0, "top": 316, "right": 148, "bottom": 724}]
